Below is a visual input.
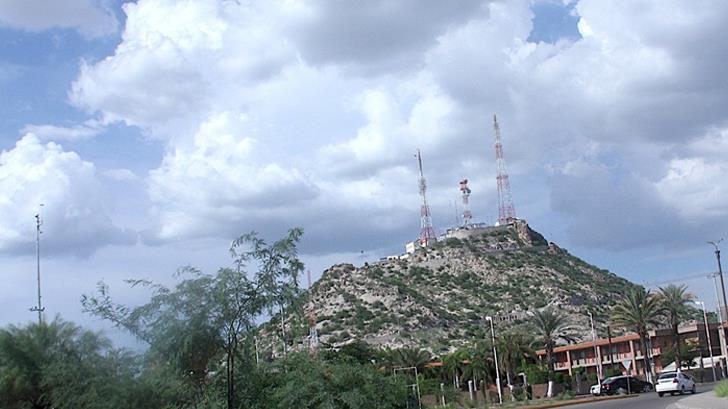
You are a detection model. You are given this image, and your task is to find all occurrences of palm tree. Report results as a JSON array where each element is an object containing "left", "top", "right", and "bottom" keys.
[
  {"left": 497, "top": 330, "right": 533, "bottom": 392},
  {"left": 531, "top": 308, "right": 576, "bottom": 398},
  {"left": 382, "top": 347, "right": 432, "bottom": 374},
  {"left": 442, "top": 348, "right": 469, "bottom": 388},
  {"left": 657, "top": 284, "right": 694, "bottom": 370},
  {"left": 611, "top": 288, "right": 662, "bottom": 383}
]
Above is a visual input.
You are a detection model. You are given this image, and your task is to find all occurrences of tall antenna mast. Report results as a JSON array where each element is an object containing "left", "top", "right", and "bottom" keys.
[
  {"left": 459, "top": 179, "right": 472, "bottom": 227},
  {"left": 30, "top": 204, "right": 45, "bottom": 325},
  {"left": 306, "top": 270, "right": 319, "bottom": 352},
  {"left": 416, "top": 149, "right": 437, "bottom": 246},
  {"left": 493, "top": 115, "right": 516, "bottom": 224}
]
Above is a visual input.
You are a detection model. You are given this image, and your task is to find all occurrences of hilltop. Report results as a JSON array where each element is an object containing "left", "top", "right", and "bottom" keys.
[{"left": 265, "top": 220, "right": 638, "bottom": 355}]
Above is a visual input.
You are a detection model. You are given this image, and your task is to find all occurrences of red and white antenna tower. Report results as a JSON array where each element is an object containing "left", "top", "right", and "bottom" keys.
[
  {"left": 306, "top": 270, "right": 319, "bottom": 352},
  {"left": 416, "top": 149, "right": 437, "bottom": 246},
  {"left": 493, "top": 115, "right": 516, "bottom": 224},
  {"left": 459, "top": 179, "right": 472, "bottom": 226}
]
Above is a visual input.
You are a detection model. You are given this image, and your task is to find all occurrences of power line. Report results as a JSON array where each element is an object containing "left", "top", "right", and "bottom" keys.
[{"left": 643, "top": 271, "right": 715, "bottom": 288}]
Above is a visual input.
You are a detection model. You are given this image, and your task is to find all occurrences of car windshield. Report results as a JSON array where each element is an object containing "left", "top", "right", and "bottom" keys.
[{"left": 659, "top": 373, "right": 677, "bottom": 379}]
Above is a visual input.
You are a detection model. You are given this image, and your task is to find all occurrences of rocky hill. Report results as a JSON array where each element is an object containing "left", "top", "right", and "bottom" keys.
[{"left": 264, "top": 220, "right": 638, "bottom": 355}]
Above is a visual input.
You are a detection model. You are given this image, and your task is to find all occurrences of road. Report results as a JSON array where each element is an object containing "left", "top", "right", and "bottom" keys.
[{"left": 565, "top": 384, "right": 718, "bottom": 409}]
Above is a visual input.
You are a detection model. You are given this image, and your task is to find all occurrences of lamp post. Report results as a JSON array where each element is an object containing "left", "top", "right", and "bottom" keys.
[
  {"left": 587, "top": 311, "right": 602, "bottom": 380},
  {"left": 707, "top": 240, "right": 728, "bottom": 323},
  {"left": 486, "top": 316, "right": 503, "bottom": 404},
  {"left": 695, "top": 300, "right": 717, "bottom": 382}
]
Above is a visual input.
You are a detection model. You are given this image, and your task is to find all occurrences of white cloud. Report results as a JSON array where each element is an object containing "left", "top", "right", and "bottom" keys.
[
  {"left": 21, "top": 119, "right": 104, "bottom": 142},
  {"left": 0, "top": 0, "right": 118, "bottom": 38},
  {"left": 146, "top": 112, "right": 319, "bottom": 241},
  {"left": 0, "top": 134, "right": 136, "bottom": 256},
  {"left": 70, "top": 0, "right": 295, "bottom": 134},
  {"left": 67, "top": 0, "right": 728, "bottom": 254},
  {"left": 656, "top": 157, "right": 728, "bottom": 221}
]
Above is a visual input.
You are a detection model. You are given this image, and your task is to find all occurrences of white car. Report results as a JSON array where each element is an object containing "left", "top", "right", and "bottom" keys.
[
  {"left": 655, "top": 371, "right": 696, "bottom": 397},
  {"left": 590, "top": 384, "right": 601, "bottom": 396}
]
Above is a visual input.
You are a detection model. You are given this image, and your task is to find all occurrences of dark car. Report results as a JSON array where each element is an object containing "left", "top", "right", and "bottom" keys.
[{"left": 600, "top": 376, "right": 652, "bottom": 395}]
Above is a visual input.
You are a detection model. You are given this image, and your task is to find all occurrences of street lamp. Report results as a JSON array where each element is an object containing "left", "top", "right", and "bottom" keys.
[
  {"left": 694, "top": 300, "right": 717, "bottom": 382},
  {"left": 587, "top": 311, "right": 602, "bottom": 381},
  {"left": 707, "top": 240, "right": 728, "bottom": 323},
  {"left": 485, "top": 316, "right": 503, "bottom": 405}
]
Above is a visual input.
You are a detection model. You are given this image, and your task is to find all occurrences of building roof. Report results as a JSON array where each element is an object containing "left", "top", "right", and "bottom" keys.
[{"left": 535, "top": 322, "right": 726, "bottom": 356}]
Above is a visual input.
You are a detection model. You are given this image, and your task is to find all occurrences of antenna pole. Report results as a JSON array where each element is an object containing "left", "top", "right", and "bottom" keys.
[
  {"left": 30, "top": 204, "right": 45, "bottom": 325},
  {"left": 459, "top": 179, "right": 472, "bottom": 227},
  {"left": 416, "top": 149, "right": 437, "bottom": 246},
  {"left": 493, "top": 115, "right": 516, "bottom": 224}
]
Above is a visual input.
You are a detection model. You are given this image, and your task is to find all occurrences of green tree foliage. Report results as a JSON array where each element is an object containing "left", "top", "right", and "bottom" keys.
[
  {"left": 381, "top": 347, "right": 432, "bottom": 374},
  {"left": 497, "top": 329, "right": 533, "bottom": 388},
  {"left": 81, "top": 228, "right": 305, "bottom": 409},
  {"left": 611, "top": 288, "right": 661, "bottom": 382},
  {"left": 269, "top": 353, "right": 407, "bottom": 409},
  {"left": 325, "top": 339, "right": 380, "bottom": 365},
  {"left": 530, "top": 308, "right": 576, "bottom": 397},
  {"left": 0, "top": 317, "right": 155, "bottom": 409},
  {"left": 657, "top": 284, "right": 694, "bottom": 370}
]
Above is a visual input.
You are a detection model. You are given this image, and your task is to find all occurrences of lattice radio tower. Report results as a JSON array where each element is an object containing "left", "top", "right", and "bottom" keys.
[
  {"left": 459, "top": 179, "right": 472, "bottom": 226},
  {"left": 306, "top": 270, "right": 319, "bottom": 353},
  {"left": 493, "top": 115, "right": 516, "bottom": 224},
  {"left": 416, "top": 149, "right": 437, "bottom": 246}
]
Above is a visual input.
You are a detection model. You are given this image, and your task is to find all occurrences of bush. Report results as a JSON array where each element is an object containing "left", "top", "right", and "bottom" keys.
[
  {"left": 716, "top": 379, "right": 728, "bottom": 398},
  {"left": 271, "top": 353, "right": 407, "bottom": 409},
  {"left": 522, "top": 364, "right": 548, "bottom": 385}
]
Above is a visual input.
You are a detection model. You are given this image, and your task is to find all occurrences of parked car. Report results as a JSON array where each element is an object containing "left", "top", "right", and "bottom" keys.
[
  {"left": 655, "top": 371, "right": 696, "bottom": 397},
  {"left": 633, "top": 378, "right": 654, "bottom": 392},
  {"left": 600, "top": 376, "right": 651, "bottom": 395},
  {"left": 590, "top": 383, "right": 601, "bottom": 396}
]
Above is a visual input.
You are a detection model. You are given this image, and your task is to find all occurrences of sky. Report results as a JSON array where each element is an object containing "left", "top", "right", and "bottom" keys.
[{"left": 2, "top": 0, "right": 728, "bottom": 342}]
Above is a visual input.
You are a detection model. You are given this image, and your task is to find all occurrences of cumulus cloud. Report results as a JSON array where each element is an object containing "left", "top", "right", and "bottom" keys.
[
  {"left": 282, "top": 0, "right": 489, "bottom": 75},
  {"left": 0, "top": 0, "right": 118, "bottom": 38},
  {"left": 0, "top": 134, "right": 136, "bottom": 256},
  {"left": 70, "top": 0, "right": 294, "bottom": 133},
  {"left": 68, "top": 0, "right": 728, "bottom": 254},
  {"left": 145, "top": 112, "right": 320, "bottom": 241}
]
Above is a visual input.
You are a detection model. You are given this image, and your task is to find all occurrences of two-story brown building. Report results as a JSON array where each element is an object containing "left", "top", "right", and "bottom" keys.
[{"left": 536, "top": 321, "right": 727, "bottom": 380}]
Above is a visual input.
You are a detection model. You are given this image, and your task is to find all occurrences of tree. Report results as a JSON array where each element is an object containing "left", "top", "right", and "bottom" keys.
[
  {"left": 611, "top": 288, "right": 662, "bottom": 383},
  {"left": 82, "top": 228, "right": 305, "bottom": 409},
  {"left": 270, "top": 352, "right": 406, "bottom": 409},
  {"left": 497, "top": 329, "right": 533, "bottom": 392},
  {"left": 657, "top": 284, "right": 694, "bottom": 370},
  {"left": 382, "top": 347, "right": 432, "bottom": 374},
  {"left": 328, "top": 339, "right": 380, "bottom": 365},
  {"left": 0, "top": 318, "right": 144, "bottom": 409},
  {"left": 530, "top": 308, "right": 576, "bottom": 397},
  {"left": 441, "top": 348, "right": 470, "bottom": 388}
]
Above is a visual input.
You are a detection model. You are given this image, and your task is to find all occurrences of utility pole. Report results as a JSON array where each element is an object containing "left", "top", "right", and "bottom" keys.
[
  {"left": 695, "top": 301, "right": 717, "bottom": 381},
  {"left": 29, "top": 205, "right": 45, "bottom": 325},
  {"left": 588, "top": 311, "right": 602, "bottom": 380},
  {"left": 485, "top": 316, "right": 503, "bottom": 404},
  {"left": 708, "top": 240, "right": 728, "bottom": 323},
  {"left": 607, "top": 325, "right": 616, "bottom": 374},
  {"left": 710, "top": 272, "right": 728, "bottom": 377}
]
